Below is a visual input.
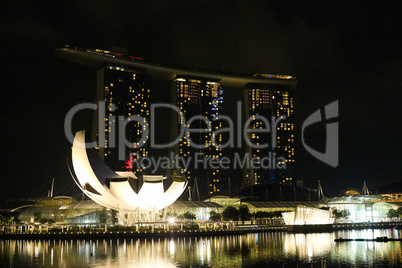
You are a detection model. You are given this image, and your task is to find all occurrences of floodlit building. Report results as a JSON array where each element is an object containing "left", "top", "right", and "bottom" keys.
[
  {"left": 70, "top": 130, "right": 188, "bottom": 224},
  {"left": 205, "top": 196, "right": 242, "bottom": 208},
  {"left": 324, "top": 195, "right": 399, "bottom": 223},
  {"left": 377, "top": 193, "right": 402, "bottom": 202},
  {"left": 59, "top": 200, "right": 110, "bottom": 225},
  {"left": 94, "top": 65, "right": 150, "bottom": 173},
  {"left": 282, "top": 205, "right": 334, "bottom": 232},
  {"left": 244, "top": 202, "right": 317, "bottom": 214},
  {"left": 2, "top": 197, "right": 111, "bottom": 228},
  {"left": 244, "top": 81, "right": 295, "bottom": 185},
  {"left": 172, "top": 78, "right": 224, "bottom": 194},
  {"left": 57, "top": 46, "right": 297, "bottom": 197},
  {"left": 14, "top": 196, "right": 74, "bottom": 223},
  {"left": 168, "top": 201, "right": 224, "bottom": 220}
]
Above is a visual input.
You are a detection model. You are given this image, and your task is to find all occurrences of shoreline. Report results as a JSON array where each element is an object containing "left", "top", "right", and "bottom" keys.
[
  {"left": 0, "top": 226, "right": 285, "bottom": 240},
  {"left": 333, "top": 221, "right": 402, "bottom": 230},
  {"left": 1, "top": 221, "right": 401, "bottom": 240}
]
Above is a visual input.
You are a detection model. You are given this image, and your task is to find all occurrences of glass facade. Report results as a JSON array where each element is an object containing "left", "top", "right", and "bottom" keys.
[
  {"left": 58, "top": 47, "right": 298, "bottom": 200},
  {"left": 173, "top": 78, "right": 224, "bottom": 195},
  {"left": 244, "top": 84, "right": 295, "bottom": 185},
  {"left": 326, "top": 195, "right": 397, "bottom": 223},
  {"left": 95, "top": 66, "right": 150, "bottom": 174},
  {"left": 282, "top": 205, "right": 334, "bottom": 225},
  {"left": 168, "top": 201, "right": 224, "bottom": 220}
]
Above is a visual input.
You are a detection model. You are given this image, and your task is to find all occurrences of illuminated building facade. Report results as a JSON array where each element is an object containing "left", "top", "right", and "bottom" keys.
[
  {"left": 325, "top": 195, "right": 397, "bottom": 223},
  {"left": 282, "top": 205, "right": 334, "bottom": 226},
  {"left": 57, "top": 47, "right": 297, "bottom": 197},
  {"left": 206, "top": 81, "right": 224, "bottom": 194},
  {"left": 244, "top": 83, "right": 295, "bottom": 185},
  {"left": 95, "top": 66, "right": 150, "bottom": 173},
  {"left": 71, "top": 130, "right": 188, "bottom": 224},
  {"left": 173, "top": 78, "right": 224, "bottom": 195},
  {"left": 282, "top": 205, "right": 334, "bottom": 232}
]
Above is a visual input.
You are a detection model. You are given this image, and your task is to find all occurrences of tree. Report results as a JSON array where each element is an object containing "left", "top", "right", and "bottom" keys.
[
  {"left": 0, "top": 215, "right": 14, "bottom": 224},
  {"left": 39, "top": 218, "right": 46, "bottom": 224},
  {"left": 387, "top": 209, "right": 398, "bottom": 219},
  {"left": 160, "top": 212, "right": 177, "bottom": 220},
  {"left": 33, "top": 211, "right": 43, "bottom": 223},
  {"left": 238, "top": 205, "right": 251, "bottom": 224},
  {"left": 332, "top": 209, "right": 342, "bottom": 219},
  {"left": 209, "top": 211, "right": 221, "bottom": 221},
  {"left": 270, "top": 211, "right": 283, "bottom": 218},
  {"left": 333, "top": 209, "right": 350, "bottom": 219},
  {"left": 6, "top": 216, "right": 15, "bottom": 224},
  {"left": 222, "top": 206, "right": 239, "bottom": 221},
  {"left": 342, "top": 209, "right": 350, "bottom": 219},
  {"left": 183, "top": 211, "right": 196, "bottom": 221},
  {"left": 397, "top": 207, "right": 402, "bottom": 218},
  {"left": 166, "top": 212, "right": 177, "bottom": 218}
]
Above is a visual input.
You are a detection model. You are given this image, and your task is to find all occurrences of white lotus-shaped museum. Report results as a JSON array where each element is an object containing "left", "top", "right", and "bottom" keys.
[{"left": 70, "top": 130, "right": 187, "bottom": 213}]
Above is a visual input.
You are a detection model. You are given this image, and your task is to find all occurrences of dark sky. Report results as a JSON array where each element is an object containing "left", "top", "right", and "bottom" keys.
[{"left": 1, "top": 1, "right": 401, "bottom": 200}]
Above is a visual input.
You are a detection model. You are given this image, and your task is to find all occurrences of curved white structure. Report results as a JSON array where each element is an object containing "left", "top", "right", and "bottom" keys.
[{"left": 71, "top": 130, "right": 187, "bottom": 212}]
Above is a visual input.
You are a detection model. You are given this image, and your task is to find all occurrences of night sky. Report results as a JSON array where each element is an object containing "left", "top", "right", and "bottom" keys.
[{"left": 1, "top": 1, "right": 401, "bottom": 201}]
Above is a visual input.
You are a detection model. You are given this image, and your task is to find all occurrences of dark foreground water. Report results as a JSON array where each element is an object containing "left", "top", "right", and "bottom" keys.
[{"left": 1, "top": 229, "right": 401, "bottom": 267}]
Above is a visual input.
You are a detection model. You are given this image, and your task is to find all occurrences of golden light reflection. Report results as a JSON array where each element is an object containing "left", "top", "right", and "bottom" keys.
[
  {"left": 0, "top": 230, "right": 401, "bottom": 267},
  {"left": 284, "top": 233, "right": 334, "bottom": 261}
]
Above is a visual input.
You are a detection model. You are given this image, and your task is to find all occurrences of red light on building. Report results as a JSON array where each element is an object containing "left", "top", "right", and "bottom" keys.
[{"left": 128, "top": 55, "right": 144, "bottom": 61}]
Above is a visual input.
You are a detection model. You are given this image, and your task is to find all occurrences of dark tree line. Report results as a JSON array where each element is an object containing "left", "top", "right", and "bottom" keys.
[
  {"left": 387, "top": 208, "right": 402, "bottom": 219},
  {"left": 332, "top": 209, "right": 350, "bottom": 219},
  {"left": 210, "top": 206, "right": 285, "bottom": 224}
]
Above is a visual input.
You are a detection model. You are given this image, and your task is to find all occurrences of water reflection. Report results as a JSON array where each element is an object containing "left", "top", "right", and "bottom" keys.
[
  {"left": 0, "top": 229, "right": 401, "bottom": 267},
  {"left": 284, "top": 232, "right": 335, "bottom": 262}
]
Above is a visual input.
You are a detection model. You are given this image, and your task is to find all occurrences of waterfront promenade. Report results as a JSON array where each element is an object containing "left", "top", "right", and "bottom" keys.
[
  {"left": 1, "top": 221, "right": 401, "bottom": 239},
  {"left": 0, "top": 226, "right": 285, "bottom": 239}
]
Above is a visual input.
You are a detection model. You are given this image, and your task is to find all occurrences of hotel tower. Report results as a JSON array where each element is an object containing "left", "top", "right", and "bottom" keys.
[
  {"left": 172, "top": 77, "right": 224, "bottom": 195},
  {"left": 57, "top": 47, "right": 296, "bottom": 196},
  {"left": 94, "top": 65, "right": 150, "bottom": 174},
  {"left": 244, "top": 80, "right": 295, "bottom": 186}
]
